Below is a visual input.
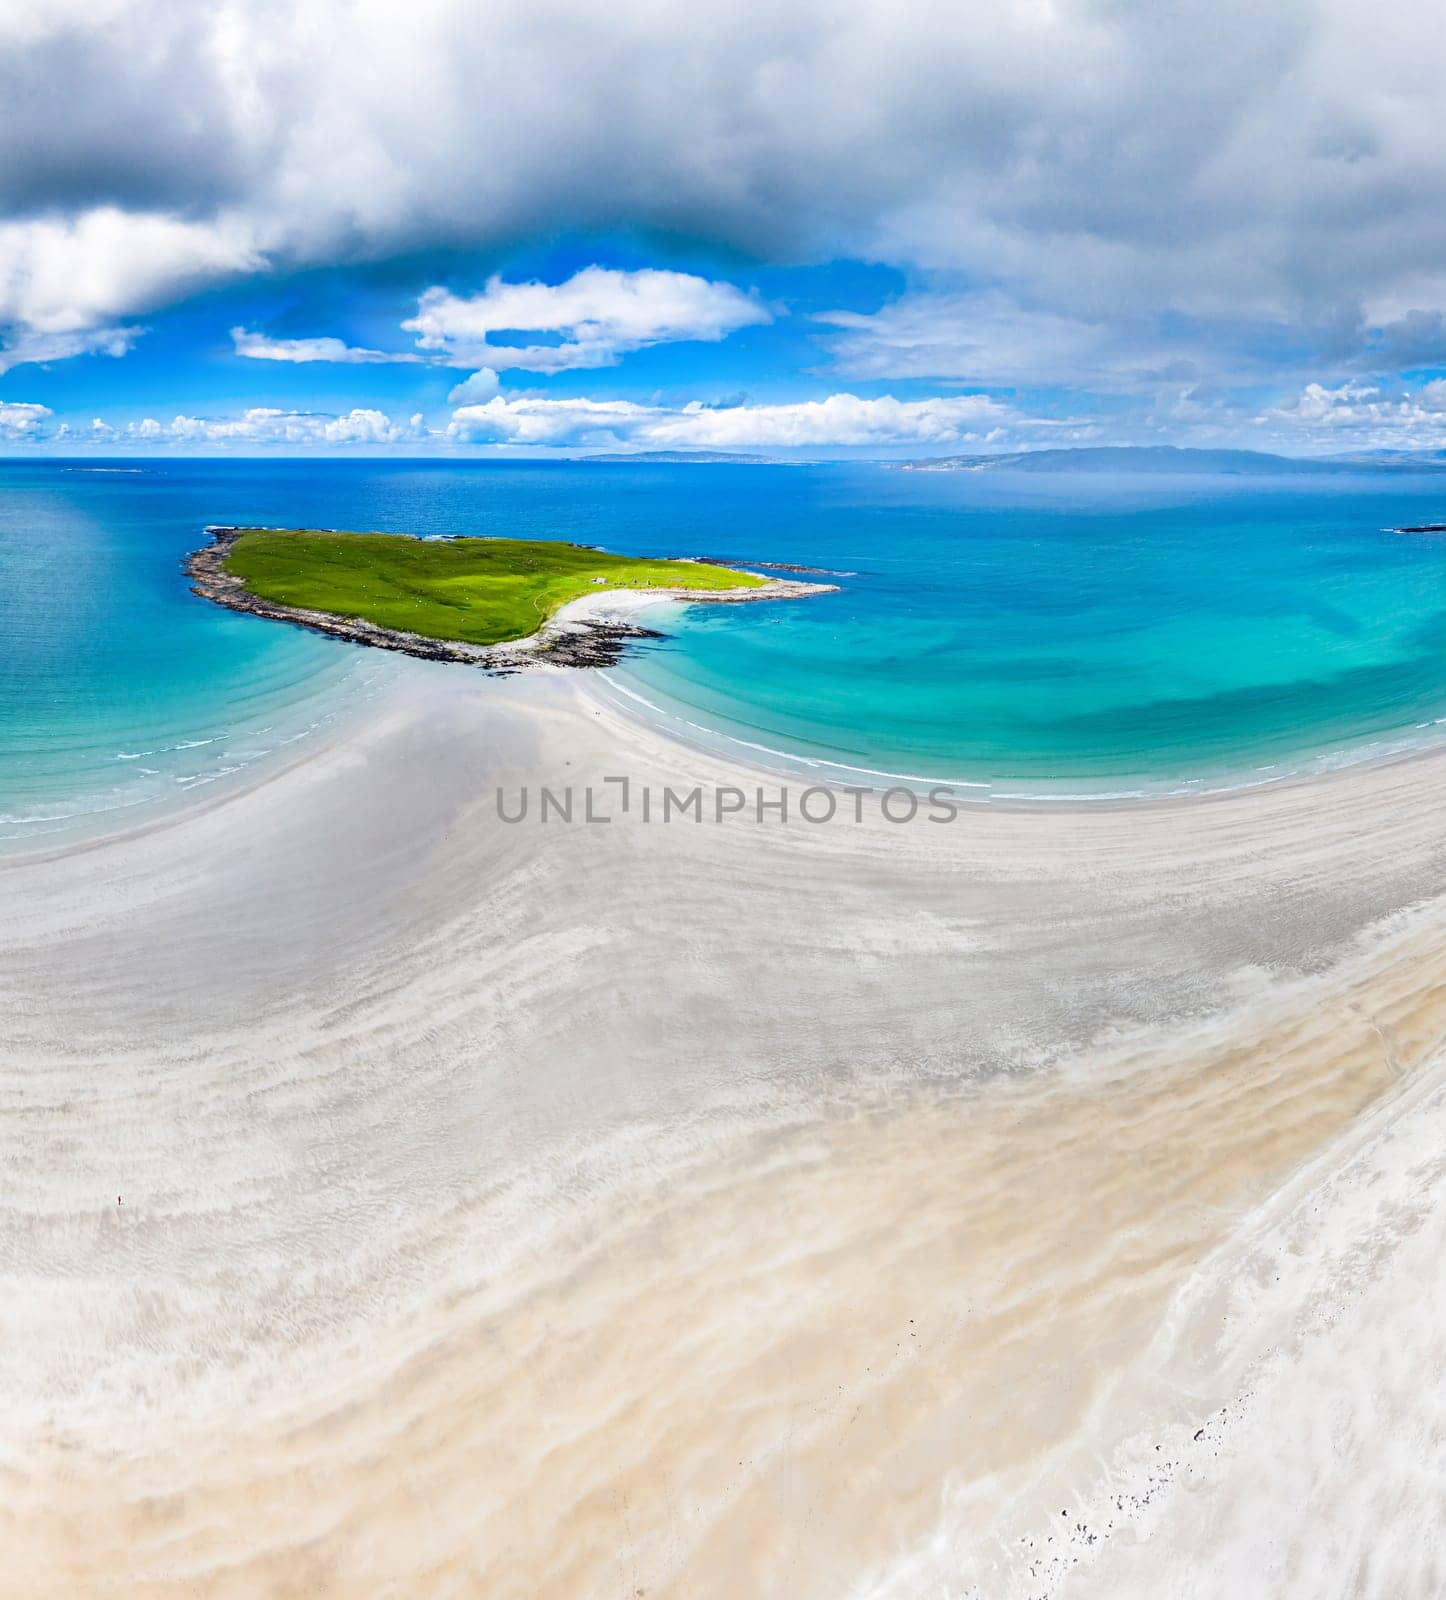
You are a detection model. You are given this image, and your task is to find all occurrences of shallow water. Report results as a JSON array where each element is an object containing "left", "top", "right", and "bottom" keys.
[
  {"left": 615, "top": 465, "right": 1446, "bottom": 795},
  {"left": 5, "top": 457, "right": 1446, "bottom": 839},
  {"left": 0, "top": 463, "right": 373, "bottom": 844}
]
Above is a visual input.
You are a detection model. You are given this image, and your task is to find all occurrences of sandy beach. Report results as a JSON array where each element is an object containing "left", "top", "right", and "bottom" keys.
[{"left": 2, "top": 655, "right": 1444, "bottom": 1598}]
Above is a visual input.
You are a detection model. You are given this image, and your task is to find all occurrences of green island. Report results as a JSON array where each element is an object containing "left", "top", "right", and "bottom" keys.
[
  {"left": 186, "top": 525, "right": 832, "bottom": 671},
  {"left": 218, "top": 527, "right": 768, "bottom": 647}
]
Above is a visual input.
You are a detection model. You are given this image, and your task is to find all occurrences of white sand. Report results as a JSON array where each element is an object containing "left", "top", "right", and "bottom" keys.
[{"left": 1, "top": 655, "right": 1443, "bottom": 1597}]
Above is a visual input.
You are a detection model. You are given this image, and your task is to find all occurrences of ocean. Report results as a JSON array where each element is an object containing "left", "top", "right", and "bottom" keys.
[{"left": 4, "top": 455, "right": 1446, "bottom": 843}]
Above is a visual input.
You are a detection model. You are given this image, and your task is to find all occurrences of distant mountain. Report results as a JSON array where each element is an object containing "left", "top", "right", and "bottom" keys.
[
  {"left": 899, "top": 445, "right": 1440, "bottom": 475},
  {"left": 576, "top": 444, "right": 1446, "bottom": 472},
  {"left": 1319, "top": 449, "right": 1446, "bottom": 468},
  {"left": 584, "top": 449, "right": 777, "bottom": 464}
]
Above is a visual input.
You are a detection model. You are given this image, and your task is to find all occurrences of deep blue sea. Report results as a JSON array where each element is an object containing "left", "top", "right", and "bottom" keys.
[{"left": 5, "top": 456, "right": 1446, "bottom": 843}]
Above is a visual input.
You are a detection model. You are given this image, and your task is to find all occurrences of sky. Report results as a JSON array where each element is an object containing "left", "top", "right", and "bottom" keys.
[{"left": 5, "top": 0, "right": 1446, "bottom": 458}]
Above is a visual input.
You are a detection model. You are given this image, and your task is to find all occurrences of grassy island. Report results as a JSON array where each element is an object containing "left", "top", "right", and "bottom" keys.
[{"left": 218, "top": 527, "right": 767, "bottom": 647}]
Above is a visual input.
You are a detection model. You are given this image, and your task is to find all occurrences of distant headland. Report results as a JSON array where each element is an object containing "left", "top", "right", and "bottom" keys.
[{"left": 899, "top": 444, "right": 1446, "bottom": 474}]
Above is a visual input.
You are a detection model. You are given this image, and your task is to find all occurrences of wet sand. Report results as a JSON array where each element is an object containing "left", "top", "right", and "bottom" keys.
[{"left": 1, "top": 657, "right": 1443, "bottom": 1597}]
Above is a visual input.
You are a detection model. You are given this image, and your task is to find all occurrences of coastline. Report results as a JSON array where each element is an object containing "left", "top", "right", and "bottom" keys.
[
  {"left": 0, "top": 642, "right": 391, "bottom": 863},
  {"left": 3, "top": 663, "right": 1445, "bottom": 1594},
  {"left": 586, "top": 660, "right": 1446, "bottom": 812},
  {"left": 186, "top": 525, "right": 837, "bottom": 671}
]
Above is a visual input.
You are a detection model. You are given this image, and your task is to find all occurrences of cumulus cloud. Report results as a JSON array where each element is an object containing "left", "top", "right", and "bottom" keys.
[
  {"left": 122, "top": 407, "right": 428, "bottom": 448},
  {"left": 447, "top": 391, "right": 1023, "bottom": 451},
  {"left": 54, "top": 388, "right": 1059, "bottom": 456},
  {"left": 227, "top": 265, "right": 764, "bottom": 388},
  {"left": 648, "top": 394, "right": 1010, "bottom": 449},
  {"left": 0, "top": 401, "right": 53, "bottom": 436},
  {"left": 0, "top": 208, "right": 259, "bottom": 334},
  {"left": 446, "top": 368, "right": 500, "bottom": 404},
  {"left": 12, "top": 0, "right": 1446, "bottom": 425},
  {"left": 403, "top": 268, "right": 770, "bottom": 372},
  {"left": 448, "top": 397, "right": 657, "bottom": 448},
  {"left": 0, "top": 206, "right": 259, "bottom": 372},
  {"left": 8, "top": 0, "right": 1446, "bottom": 341},
  {"left": 1258, "top": 379, "right": 1446, "bottom": 449},
  {"left": 0, "top": 325, "right": 138, "bottom": 376},
  {"left": 0, "top": 1, "right": 276, "bottom": 216},
  {"left": 231, "top": 328, "right": 423, "bottom": 364}
]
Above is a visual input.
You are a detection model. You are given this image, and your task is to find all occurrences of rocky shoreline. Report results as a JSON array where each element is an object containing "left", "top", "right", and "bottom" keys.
[{"left": 186, "top": 526, "right": 839, "bottom": 673}]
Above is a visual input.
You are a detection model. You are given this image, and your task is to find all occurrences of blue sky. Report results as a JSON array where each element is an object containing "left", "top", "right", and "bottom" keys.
[{"left": 5, "top": 1, "right": 1446, "bottom": 458}]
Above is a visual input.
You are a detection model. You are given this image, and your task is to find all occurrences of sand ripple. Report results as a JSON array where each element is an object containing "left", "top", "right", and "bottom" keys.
[{"left": 2, "top": 664, "right": 1444, "bottom": 1596}]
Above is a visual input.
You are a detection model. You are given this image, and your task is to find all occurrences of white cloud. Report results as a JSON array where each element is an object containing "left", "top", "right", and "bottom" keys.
[
  {"left": 50, "top": 389, "right": 1055, "bottom": 456},
  {"left": 0, "top": 401, "right": 53, "bottom": 436},
  {"left": 814, "top": 290, "right": 1214, "bottom": 391},
  {"left": 446, "top": 368, "right": 500, "bottom": 404},
  {"left": 14, "top": 0, "right": 1446, "bottom": 410},
  {"left": 0, "top": 325, "right": 139, "bottom": 376},
  {"left": 448, "top": 397, "right": 656, "bottom": 447},
  {"left": 226, "top": 265, "right": 764, "bottom": 391},
  {"left": 10, "top": 0, "right": 1446, "bottom": 345},
  {"left": 448, "top": 390, "right": 1020, "bottom": 451},
  {"left": 0, "top": 209, "right": 260, "bottom": 336},
  {"left": 404, "top": 267, "right": 770, "bottom": 372},
  {"left": 123, "top": 407, "right": 428, "bottom": 447},
  {"left": 1271, "top": 381, "right": 1386, "bottom": 426},
  {"left": 231, "top": 328, "right": 423, "bottom": 364},
  {"left": 0, "top": 206, "right": 259, "bottom": 372},
  {"left": 1258, "top": 379, "right": 1446, "bottom": 448},
  {"left": 649, "top": 393, "right": 1010, "bottom": 449}
]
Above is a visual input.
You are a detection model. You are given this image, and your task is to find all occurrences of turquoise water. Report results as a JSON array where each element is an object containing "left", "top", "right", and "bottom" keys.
[
  {"left": 3, "top": 458, "right": 1446, "bottom": 843},
  {"left": 615, "top": 466, "right": 1446, "bottom": 794}
]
